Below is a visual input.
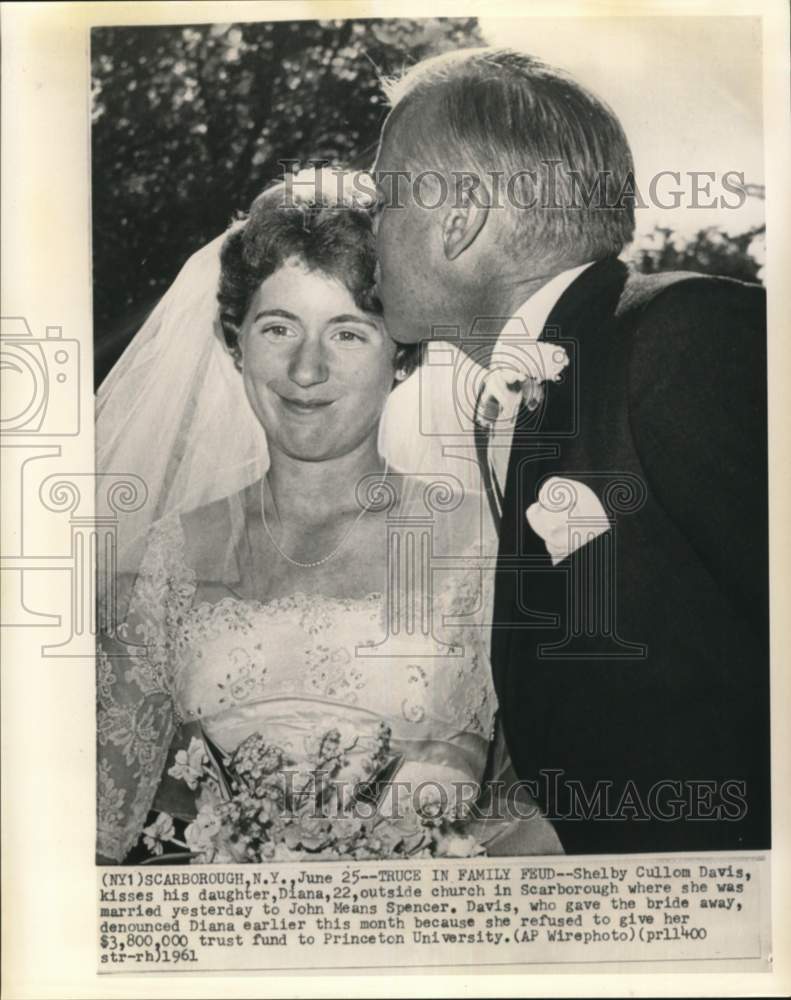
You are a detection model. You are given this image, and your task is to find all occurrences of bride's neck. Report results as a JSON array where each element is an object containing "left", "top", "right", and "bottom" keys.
[{"left": 266, "top": 437, "right": 386, "bottom": 524}]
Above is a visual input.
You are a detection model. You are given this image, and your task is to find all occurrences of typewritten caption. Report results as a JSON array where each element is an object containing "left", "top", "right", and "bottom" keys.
[{"left": 98, "top": 855, "right": 769, "bottom": 972}]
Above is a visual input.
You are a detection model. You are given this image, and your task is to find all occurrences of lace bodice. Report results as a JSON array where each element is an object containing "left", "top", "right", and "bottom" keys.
[{"left": 97, "top": 477, "right": 500, "bottom": 861}]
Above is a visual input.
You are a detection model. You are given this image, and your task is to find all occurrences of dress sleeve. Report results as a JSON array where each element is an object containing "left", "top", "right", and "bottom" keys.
[
  {"left": 430, "top": 482, "right": 500, "bottom": 739},
  {"left": 434, "top": 481, "right": 499, "bottom": 656},
  {"left": 96, "top": 515, "right": 193, "bottom": 862}
]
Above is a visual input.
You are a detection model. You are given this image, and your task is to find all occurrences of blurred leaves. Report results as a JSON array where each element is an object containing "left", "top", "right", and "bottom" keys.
[
  {"left": 91, "top": 17, "right": 483, "bottom": 381},
  {"left": 629, "top": 224, "right": 765, "bottom": 284}
]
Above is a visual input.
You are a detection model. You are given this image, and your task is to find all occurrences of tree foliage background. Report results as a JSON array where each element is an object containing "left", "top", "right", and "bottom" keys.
[
  {"left": 92, "top": 17, "right": 764, "bottom": 385},
  {"left": 91, "top": 17, "right": 484, "bottom": 383}
]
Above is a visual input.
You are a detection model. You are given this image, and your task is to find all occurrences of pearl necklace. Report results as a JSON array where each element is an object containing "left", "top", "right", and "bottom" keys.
[{"left": 260, "top": 465, "right": 389, "bottom": 569}]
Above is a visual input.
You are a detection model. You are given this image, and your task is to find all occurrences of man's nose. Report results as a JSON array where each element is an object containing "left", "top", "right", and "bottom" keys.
[{"left": 288, "top": 336, "right": 329, "bottom": 387}]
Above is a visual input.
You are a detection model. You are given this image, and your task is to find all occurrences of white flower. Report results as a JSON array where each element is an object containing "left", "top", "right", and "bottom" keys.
[
  {"left": 272, "top": 844, "right": 304, "bottom": 862},
  {"left": 184, "top": 804, "right": 222, "bottom": 859},
  {"left": 168, "top": 737, "right": 208, "bottom": 789},
  {"left": 520, "top": 342, "right": 570, "bottom": 384},
  {"left": 286, "top": 166, "right": 376, "bottom": 210},
  {"left": 142, "top": 812, "right": 175, "bottom": 855},
  {"left": 475, "top": 343, "right": 570, "bottom": 430},
  {"left": 433, "top": 831, "right": 486, "bottom": 858},
  {"left": 526, "top": 476, "right": 610, "bottom": 565}
]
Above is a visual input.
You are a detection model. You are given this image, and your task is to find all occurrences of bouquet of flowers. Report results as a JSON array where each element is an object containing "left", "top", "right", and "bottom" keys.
[{"left": 141, "top": 723, "right": 486, "bottom": 863}]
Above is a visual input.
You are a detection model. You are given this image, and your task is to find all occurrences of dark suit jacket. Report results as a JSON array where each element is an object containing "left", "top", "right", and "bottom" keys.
[{"left": 493, "top": 257, "right": 769, "bottom": 854}]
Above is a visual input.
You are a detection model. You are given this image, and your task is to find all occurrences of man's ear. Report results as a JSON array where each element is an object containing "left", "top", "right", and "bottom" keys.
[{"left": 442, "top": 179, "right": 490, "bottom": 261}]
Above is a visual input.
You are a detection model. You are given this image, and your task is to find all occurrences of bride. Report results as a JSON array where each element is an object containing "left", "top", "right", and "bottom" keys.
[{"left": 96, "top": 169, "right": 562, "bottom": 863}]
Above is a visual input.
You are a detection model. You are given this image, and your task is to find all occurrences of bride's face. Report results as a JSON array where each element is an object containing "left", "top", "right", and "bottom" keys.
[{"left": 239, "top": 258, "right": 396, "bottom": 462}]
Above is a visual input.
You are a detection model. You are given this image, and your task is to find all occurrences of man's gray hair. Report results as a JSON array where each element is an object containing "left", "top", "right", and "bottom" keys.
[{"left": 382, "top": 47, "right": 636, "bottom": 265}]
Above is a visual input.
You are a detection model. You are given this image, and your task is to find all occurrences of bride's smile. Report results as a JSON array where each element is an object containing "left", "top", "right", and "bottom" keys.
[
  {"left": 275, "top": 393, "right": 337, "bottom": 415},
  {"left": 239, "top": 258, "right": 396, "bottom": 463}
]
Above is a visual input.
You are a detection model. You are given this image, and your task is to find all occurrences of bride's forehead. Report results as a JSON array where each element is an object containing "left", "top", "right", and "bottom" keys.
[
  {"left": 254, "top": 260, "right": 355, "bottom": 306},
  {"left": 249, "top": 260, "right": 380, "bottom": 330}
]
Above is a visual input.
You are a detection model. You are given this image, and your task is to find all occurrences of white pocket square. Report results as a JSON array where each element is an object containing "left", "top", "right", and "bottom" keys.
[{"left": 526, "top": 476, "right": 610, "bottom": 565}]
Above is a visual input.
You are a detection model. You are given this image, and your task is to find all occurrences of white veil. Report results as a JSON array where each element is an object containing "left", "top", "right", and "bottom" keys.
[{"left": 95, "top": 230, "right": 487, "bottom": 580}]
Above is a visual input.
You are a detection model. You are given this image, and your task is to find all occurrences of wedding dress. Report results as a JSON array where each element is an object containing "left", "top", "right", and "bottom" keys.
[{"left": 97, "top": 475, "right": 562, "bottom": 861}]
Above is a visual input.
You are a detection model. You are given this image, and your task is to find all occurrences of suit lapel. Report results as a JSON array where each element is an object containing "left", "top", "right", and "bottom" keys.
[{"left": 491, "top": 257, "right": 630, "bottom": 686}]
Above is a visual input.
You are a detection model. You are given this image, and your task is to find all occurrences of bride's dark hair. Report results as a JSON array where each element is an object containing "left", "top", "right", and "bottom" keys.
[{"left": 218, "top": 179, "right": 419, "bottom": 377}]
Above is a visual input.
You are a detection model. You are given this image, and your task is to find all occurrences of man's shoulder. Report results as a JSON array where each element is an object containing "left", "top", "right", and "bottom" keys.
[
  {"left": 616, "top": 266, "right": 765, "bottom": 326},
  {"left": 623, "top": 268, "right": 767, "bottom": 419}
]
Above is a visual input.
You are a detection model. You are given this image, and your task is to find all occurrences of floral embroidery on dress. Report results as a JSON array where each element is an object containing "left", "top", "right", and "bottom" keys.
[
  {"left": 96, "top": 647, "right": 116, "bottom": 703},
  {"left": 401, "top": 664, "right": 429, "bottom": 723},
  {"left": 97, "top": 758, "right": 126, "bottom": 841},
  {"left": 179, "top": 598, "right": 258, "bottom": 648},
  {"left": 215, "top": 648, "right": 268, "bottom": 707},
  {"left": 305, "top": 644, "right": 365, "bottom": 701}
]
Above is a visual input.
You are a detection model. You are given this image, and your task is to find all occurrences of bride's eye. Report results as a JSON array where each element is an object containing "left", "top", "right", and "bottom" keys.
[
  {"left": 261, "top": 324, "right": 297, "bottom": 341},
  {"left": 332, "top": 329, "right": 366, "bottom": 345}
]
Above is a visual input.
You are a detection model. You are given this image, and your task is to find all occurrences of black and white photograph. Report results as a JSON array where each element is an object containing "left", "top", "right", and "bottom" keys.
[
  {"left": 93, "top": 12, "right": 770, "bottom": 866},
  {"left": 2, "top": 1, "right": 789, "bottom": 994}
]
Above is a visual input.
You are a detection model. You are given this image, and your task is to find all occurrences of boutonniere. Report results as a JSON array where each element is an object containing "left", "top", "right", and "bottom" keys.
[
  {"left": 526, "top": 476, "right": 610, "bottom": 565},
  {"left": 476, "top": 342, "right": 570, "bottom": 430}
]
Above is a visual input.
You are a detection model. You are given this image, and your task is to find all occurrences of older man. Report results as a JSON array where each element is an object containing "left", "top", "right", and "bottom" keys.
[{"left": 373, "top": 48, "right": 769, "bottom": 854}]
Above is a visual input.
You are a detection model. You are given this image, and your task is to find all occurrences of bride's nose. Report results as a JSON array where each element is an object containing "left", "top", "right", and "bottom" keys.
[{"left": 288, "top": 335, "right": 329, "bottom": 387}]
